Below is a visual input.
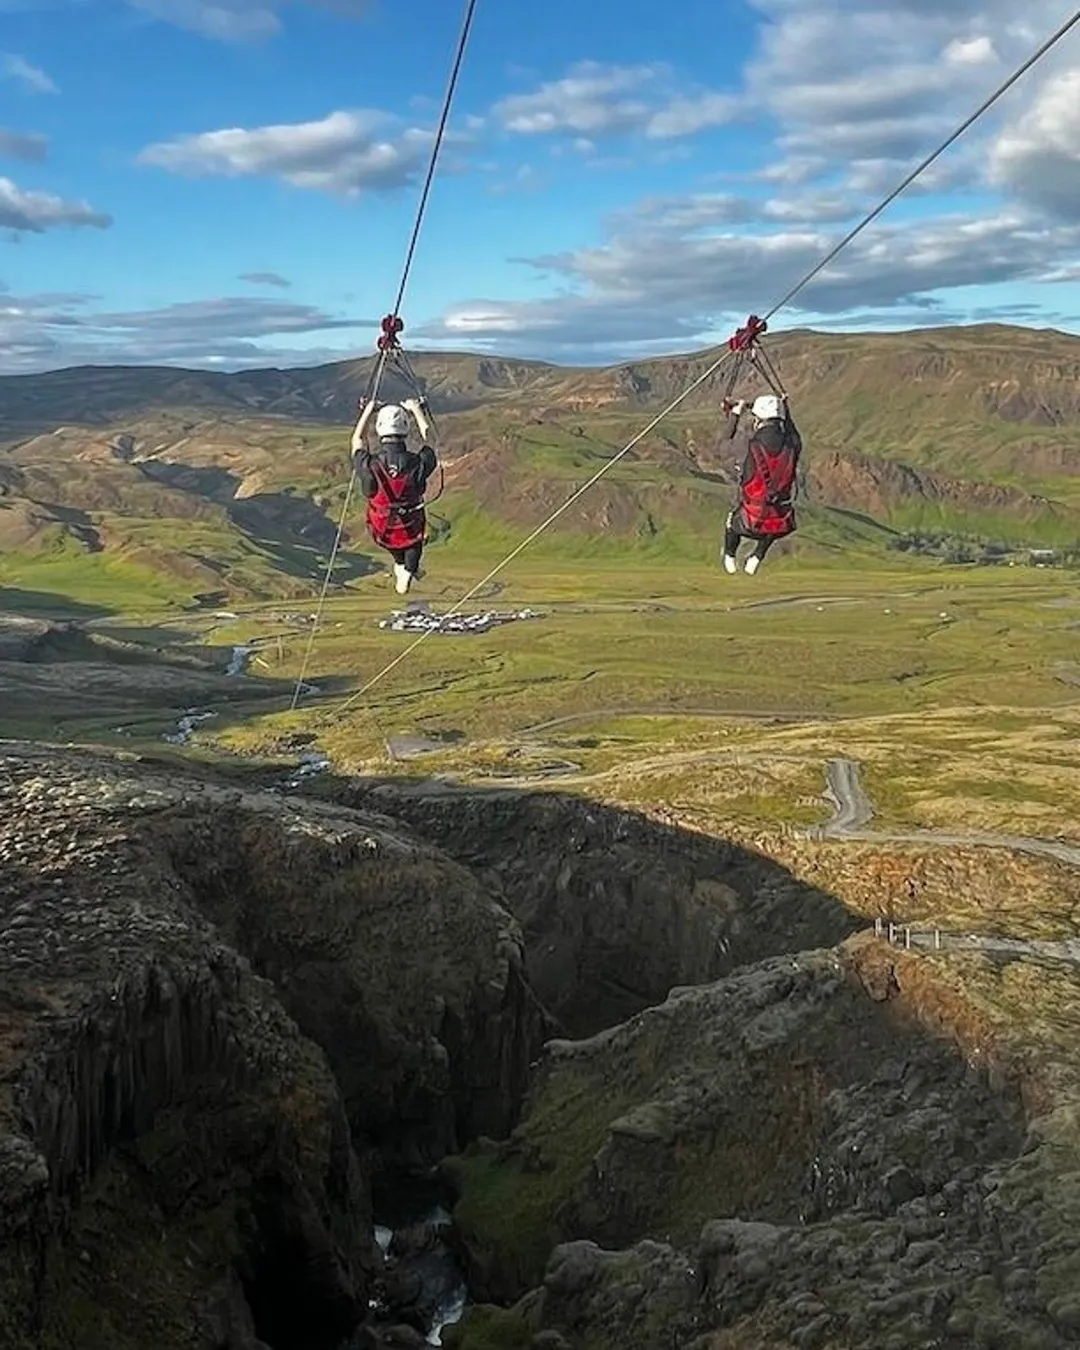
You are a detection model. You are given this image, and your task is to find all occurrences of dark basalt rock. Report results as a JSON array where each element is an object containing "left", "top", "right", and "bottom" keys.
[
  {"left": 0, "top": 742, "right": 546, "bottom": 1349},
  {"left": 446, "top": 939, "right": 1080, "bottom": 1350},
  {"left": 334, "top": 783, "right": 860, "bottom": 1038}
]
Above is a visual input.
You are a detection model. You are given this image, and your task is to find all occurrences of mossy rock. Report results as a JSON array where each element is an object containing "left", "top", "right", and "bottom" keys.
[
  {"left": 449, "top": 1059, "right": 634, "bottom": 1299},
  {"left": 442, "top": 1304, "right": 532, "bottom": 1350}
]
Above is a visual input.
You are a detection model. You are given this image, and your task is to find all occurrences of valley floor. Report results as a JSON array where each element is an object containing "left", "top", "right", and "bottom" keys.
[
  {"left": 5, "top": 554, "right": 1080, "bottom": 843},
  {"left": 4, "top": 554, "right": 1080, "bottom": 1347}
]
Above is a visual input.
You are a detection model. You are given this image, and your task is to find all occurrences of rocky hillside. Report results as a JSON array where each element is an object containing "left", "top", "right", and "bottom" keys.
[
  {"left": 2, "top": 324, "right": 1080, "bottom": 602},
  {"left": 0, "top": 742, "right": 548, "bottom": 1349},
  {"left": 445, "top": 936, "right": 1080, "bottom": 1350},
  {"left": 5, "top": 741, "right": 1080, "bottom": 1348}
]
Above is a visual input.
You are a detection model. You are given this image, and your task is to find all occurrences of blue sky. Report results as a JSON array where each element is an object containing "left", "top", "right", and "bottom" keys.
[{"left": 2, "top": 0, "right": 1080, "bottom": 371}]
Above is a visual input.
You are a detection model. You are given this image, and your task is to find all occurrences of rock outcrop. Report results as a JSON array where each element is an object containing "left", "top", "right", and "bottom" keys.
[
  {"left": 157, "top": 786, "right": 549, "bottom": 1181},
  {"left": 337, "top": 784, "right": 859, "bottom": 1037},
  {"left": 7, "top": 738, "right": 1080, "bottom": 1350},
  {"left": 0, "top": 743, "right": 547, "bottom": 1348},
  {"left": 804, "top": 447, "right": 1062, "bottom": 521},
  {"left": 446, "top": 935, "right": 1080, "bottom": 1349}
]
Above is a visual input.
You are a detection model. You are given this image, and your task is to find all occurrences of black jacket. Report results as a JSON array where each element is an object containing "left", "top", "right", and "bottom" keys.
[{"left": 357, "top": 438, "right": 437, "bottom": 500}]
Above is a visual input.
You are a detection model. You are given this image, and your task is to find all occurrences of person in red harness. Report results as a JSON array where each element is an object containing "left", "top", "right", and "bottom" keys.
[
  {"left": 721, "top": 392, "right": 801, "bottom": 575},
  {"left": 351, "top": 396, "right": 438, "bottom": 595}
]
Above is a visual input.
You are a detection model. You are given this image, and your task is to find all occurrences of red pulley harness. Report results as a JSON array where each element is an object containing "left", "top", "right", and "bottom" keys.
[
  {"left": 356, "top": 312, "right": 444, "bottom": 504},
  {"left": 719, "top": 313, "right": 786, "bottom": 415},
  {"left": 376, "top": 313, "right": 405, "bottom": 353},
  {"left": 358, "top": 313, "right": 420, "bottom": 402},
  {"left": 728, "top": 313, "right": 768, "bottom": 353}
]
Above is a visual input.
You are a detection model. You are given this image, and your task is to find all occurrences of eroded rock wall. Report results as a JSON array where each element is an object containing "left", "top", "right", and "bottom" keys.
[
  {"left": 446, "top": 934, "right": 1080, "bottom": 1350},
  {"left": 0, "top": 745, "right": 548, "bottom": 1348},
  {"left": 344, "top": 784, "right": 860, "bottom": 1037},
  {"left": 157, "top": 793, "right": 550, "bottom": 1176},
  {"left": 0, "top": 748, "right": 374, "bottom": 1349}
]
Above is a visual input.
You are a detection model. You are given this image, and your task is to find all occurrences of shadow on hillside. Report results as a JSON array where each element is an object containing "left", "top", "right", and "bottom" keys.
[
  {"left": 822, "top": 503, "right": 901, "bottom": 535},
  {"left": 134, "top": 456, "right": 384, "bottom": 586},
  {"left": 239, "top": 529, "right": 382, "bottom": 585},
  {"left": 324, "top": 774, "right": 865, "bottom": 1038},
  {"left": 0, "top": 588, "right": 114, "bottom": 620}
]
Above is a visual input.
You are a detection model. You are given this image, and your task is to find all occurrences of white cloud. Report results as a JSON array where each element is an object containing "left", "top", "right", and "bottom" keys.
[
  {"left": 492, "top": 61, "right": 738, "bottom": 143},
  {"left": 990, "top": 67, "right": 1080, "bottom": 216},
  {"left": 622, "top": 189, "right": 858, "bottom": 232},
  {"left": 738, "top": 0, "right": 1076, "bottom": 188},
  {"left": 0, "top": 290, "right": 372, "bottom": 371},
  {"left": 128, "top": 0, "right": 280, "bottom": 39},
  {"left": 646, "top": 92, "right": 740, "bottom": 139},
  {"left": 753, "top": 157, "right": 829, "bottom": 187},
  {"left": 945, "top": 34, "right": 998, "bottom": 65},
  {"left": 239, "top": 270, "right": 291, "bottom": 287},
  {"left": 139, "top": 109, "right": 438, "bottom": 195},
  {"left": 125, "top": 0, "right": 369, "bottom": 41},
  {"left": 0, "top": 177, "right": 111, "bottom": 233},
  {"left": 415, "top": 202, "right": 1080, "bottom": 361},
  {"left": 0, "top": 128, "right": 47, "bottom": 162},
  {"left": 0, "top": 53, "right": 57, "bottom": 94},
  {"left": 494, "top": 63, "right": 652, "bottom": 136}
]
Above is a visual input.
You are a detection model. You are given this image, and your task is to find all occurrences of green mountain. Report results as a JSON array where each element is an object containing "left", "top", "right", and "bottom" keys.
[{"left": 2, "top": 323, "right": 1079, "bottom": 605}]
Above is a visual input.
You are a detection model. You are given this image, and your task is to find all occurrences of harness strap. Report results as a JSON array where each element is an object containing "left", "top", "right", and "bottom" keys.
[
  {"left": 747, "top": 440, "right": 794, "bottom": 508},
  {"left": 370, "top": 315, "right": 437, "bottom": 420},
  {"left": 369, "top": 456, "right": 425, "bottom": 515}
]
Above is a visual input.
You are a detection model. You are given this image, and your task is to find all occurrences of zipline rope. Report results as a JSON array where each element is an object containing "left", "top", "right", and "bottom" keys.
[
  {"left": 288, "top": 0, "right": 480, "bottom": 710},
  {"left": 325, "top": 5, "right": 1080, "bottom": 724},
  {"left": 762, "top": 5, "right": 1080, "bottom": 323}
]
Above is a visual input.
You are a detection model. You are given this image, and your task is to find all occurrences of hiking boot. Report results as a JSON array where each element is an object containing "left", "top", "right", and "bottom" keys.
[
  {"left": 393, "top": 564, "right": 412, "bottom": 595},
  {"left": 744, "top": 554, "right": 762, "bottom": 575},
  {"left": 722, "top": 554, "right": 738, "bottom": 575}
]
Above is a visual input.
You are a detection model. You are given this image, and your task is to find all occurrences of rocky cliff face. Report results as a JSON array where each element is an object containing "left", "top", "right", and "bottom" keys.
[
  {"left": 5, "top": 743, "right": 1080, "bottom": 1350},
  {"left": 338, "top": 784, "right": 860, "bottom": 1037},
  {"left": 0, "top": 744, "right": 547, "bottom": 1349},
  {"left": 157, "top": 791, "right": 549, "bottom": 1181},
  {"left": 804, "top": 447, "right": 1062, "bottom": 520},
  {"left": 445, "top": 935, "right": 1080, "bottom": 1349},
  {"left": 0, "top": 747, "right": 375, "bottom": 1349}
]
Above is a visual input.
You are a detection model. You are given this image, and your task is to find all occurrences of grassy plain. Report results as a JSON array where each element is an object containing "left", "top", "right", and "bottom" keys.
[{"left": 6, "top": 541, "right": 1079, "bottom": 846}]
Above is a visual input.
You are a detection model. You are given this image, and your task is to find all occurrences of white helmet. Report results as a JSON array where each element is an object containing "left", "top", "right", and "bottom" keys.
[
  {"left": 375, "top": 403, "right": 410, "bottom": 439},
  {"left": 752, "top": 394, "right": 783, "bottom": 422}
]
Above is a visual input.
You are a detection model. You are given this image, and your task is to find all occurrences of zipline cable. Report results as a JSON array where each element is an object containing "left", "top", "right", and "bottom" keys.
[
  {"left": 288, "top": 0, "right": 480, "bottom": 710},
  {"left": 287, "top": 459, "right": 359, "bottom": 711},
  {"left": 390, "top": 0, "right": 479, "bottom": 322},
  {"left": 326, "top": 6, "right": 1080, "bottom": 724},
  {"left": 763, "top": 5, "right": 1080, "bottom": 322}
]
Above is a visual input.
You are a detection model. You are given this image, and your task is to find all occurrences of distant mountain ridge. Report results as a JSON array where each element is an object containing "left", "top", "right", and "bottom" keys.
[
  {"left": 3, "top": 322, "right": 1080, "bottom": 440},
  {"left": 2, "top": 323, "right": 1080, "bottom": 603}
]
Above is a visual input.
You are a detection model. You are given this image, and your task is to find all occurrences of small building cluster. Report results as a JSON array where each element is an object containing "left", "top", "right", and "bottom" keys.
[{"left": 378, "top": 607, "right": 541, "bottom": 635}]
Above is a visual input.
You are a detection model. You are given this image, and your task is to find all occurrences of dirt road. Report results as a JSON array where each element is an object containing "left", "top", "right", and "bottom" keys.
[{"left": 804, "top": 756, "right": 1080, "bottom": 869}]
